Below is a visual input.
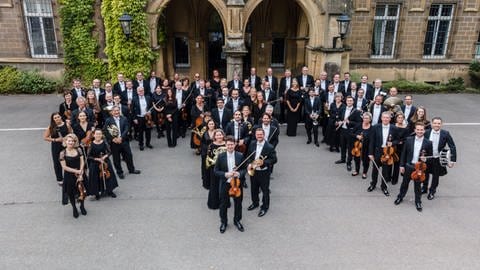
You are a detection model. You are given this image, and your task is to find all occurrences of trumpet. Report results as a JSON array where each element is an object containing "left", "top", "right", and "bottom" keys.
[
  {"left": 247, "top": 155, "right": 266, "bottom": 176},
  {"left": 310, "top": 111, "right": 320, "bottom": 126}
]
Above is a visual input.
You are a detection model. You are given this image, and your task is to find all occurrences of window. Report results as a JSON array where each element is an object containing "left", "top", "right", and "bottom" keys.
[
  {"left": 476, "top": 33, "right": 480, "bottom": 59},
  {"left": 271, "top": 37, "right": 285, "bottom": 67},
  {"left": 174, "top": 36, "right": 190, "bottom": 67},
  {"left": 423, "top": 4, "right": 454, "bottom": 59},
  {"left": 371, "top": 4, "right": 400, "bottom": 58},
  {"left": 23, "top": 0, "right": 58, "bottom": 58}
]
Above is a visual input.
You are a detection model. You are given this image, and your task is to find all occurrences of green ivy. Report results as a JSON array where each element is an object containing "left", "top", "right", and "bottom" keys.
[
  {"left": 59, "top": 0, "right": 108, "bottom": 84},
  {"left": 101, "top": 0, "right": 156, "bottom": 81}
]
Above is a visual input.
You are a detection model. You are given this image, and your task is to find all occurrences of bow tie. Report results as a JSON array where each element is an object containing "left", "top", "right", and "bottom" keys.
[{"left": 432, "top": 131, "right": 440, "bottom": 135}]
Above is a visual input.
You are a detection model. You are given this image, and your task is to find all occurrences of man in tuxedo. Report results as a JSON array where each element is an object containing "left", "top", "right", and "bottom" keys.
[
  {"left": 113, "top": 73, "right": 126, "bottom": 95},
  {"left": 339, "top": 72, "right": 352, "bottom": 94},
  {"left": 211, "top": 98, "right": 232, "bottom": 130},
  {"left": 190, "top": 73, "right": 201, "bottom": 92},
  {"left": 359, "top": 75, "right": 374, "bottom": 101},
  {"left": 103, "top": 83, "right": 115, "bottom": 107},
  {"left": 335, "top": 96, "right": 362, "bottom": 170},
  {"left": 92, "top": 79, "right": 105, "bottom": 106},
  {"left": 70, "top": 96, "right": 95, "bottom": 126},
  {"left": 104, "top": 106, "right": 141, "bottom": 179},
  {"left": 368, "top": 112, "right": 399, "bottom": 196},
  {"left": 174, "top": 81, "right": 187, "bottom": 138},
  {"left": 227, "top": 73, "right": 243, "bottom": 90},
  {"left": 133, "top": 72, "right": 150, "bottom": 96},
  {"left": 246, "top": 128, "right": 278, "bottom": 217},
  {"left": 296, "top": 66, "right": 314, "bottom": 91},
  {"left": 225, "top": 89, "right": 243, "bottom": 114},
  {"left": 369, "top": 79, "right": 387, "bottom": 101},
  {"left": 214, "top": 136, "right": 247, "bottom": 233},
  {"left": 121, "top": 80, "right": 138, "bottom": 139},
  {"left": 262, "top": 81, "right": 277, "bottom": 106},
  {"left": 304, "top": 88, "right": 322, "bottom": 146},
  {"left": 70, "top": 79, "right": 85, "bottom": 101},
  {"left": 331, "top": 74, "right": 342, "bottom": 95},
  {"left": 319, "top": 71, "right": 330, "bottom": 91},
  {"left": 264, "top": 105, "right": 280, "bottom": 129},
  {"left": 253, "top": 113, "right": 279, "bottom": 149},
  {"left": 193, "top": 79, "right": 213, "bottom": 110},
  {"left": 320, "top": 84, "right": 336, "bottom": 140},
  {"left": 354, "top": 88, "right": 369, "bottom": 112},
  {"left": 347, "top": 81, "right": 358, "bottom": 99},
  {"left": 423, "top": 117, "right": 457, "bottom": 200},
  {"left": 369, "top": 95, "right": 386, "bottom": 126},
  {"left": 264, "top": 67, "right": 278, "bottom": 92},
  {"left": 148, "top": 71, "right": 162, "bottom": 95},
  {"left": 248, "top": 67, "right": 262, "bottom": 90},
  {"left": 401, "top": 95, "right": 416, "bottom": 125},
  {"left": 394, "top": 122, "right": 433, "bottom": 212},
  {"left": 278, "top": 69, "right": 293, "bottom": 123},
  {"left": 225, "top": 110, "right": 250, "bottom": 151},
  {"left": 132, "top": 87, "right": 153, "bottom": 150}
]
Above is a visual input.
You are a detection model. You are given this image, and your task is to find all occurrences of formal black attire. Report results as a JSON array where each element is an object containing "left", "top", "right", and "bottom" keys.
[
  {"left": 227, "top": 79, "right": 243, "bottom": 90},
  {"left": 113, "top": 81, "right": 126, "bottom": 95},
  {"left": 70, "top": 88, "right": 85, "bottom": 102},
  {"left": 225, "top": 120, "right": 251, "bottom": 148},
  {"left": 148, "top": 76, "right": 162, "bottom": 95},
  {"left": 73, "top": 122, "right": 94, "bottom": 152},
  {"left": 286, "top": 89, "right": 303, "bottom": 136},
  {"left": 87, "top": 141, "right": 118, "bottom": 196},
  {"left": 401, "top": 105, "right": 417, "bottom": 125},
  {"left": 397, "top": 136, "right": 433, "bottom": 203},
  {"left": 303, "top": 96, "right": 322, "bottom": 144},
  {"left": 252, "top": 102, "right": 267, "bottom": 124},
  {"left": 59, "top": 149, "right": 86, "bottom": 211},
  {"left": 207, "top": 143, "right": 226, "bottom": 209},
  {"left": 132, "top": 95, "right": 153, "bottom": 148},
  {"left": 326, "top": 102, "right": 345, "bottom": 150},
  {"left": 351, "top": 123, "right": 372, "bottom": 174},
  {"left": 201, "top": 131, "right": 214, "bottom": 189},
  {"left": 252, "top": 124, "right": 279, "bottom": 149},
  {"left": 104, "top": 115, "right": 137, "bottom": 175},
  {"left": 214, "top": 151, "right": 246, "bottom": 224},
  {"left": 338, "top": 106, "right": 362, "bottom": 164},
  {"left": 59, "top": 102, "right": 78, "bottom": 122},
  {"left": 174, "top": 88, "right": 188, "bottom": 137},
  {"left": 50, "top": 124, "right": 69, "bottom": 182},
  {"left": 392, "top": 126, "right": 410, "bottom": 185},
  {"left": 339, "top": 80, "right": 352, "bottom": 94},
  {"left": 358, "top": 82, "right": 374, "bottom": 100},
  {"left": 278, "top": 76, "right": 293, "bottom": 123},
  {"left": 296, "top": 74, "right": 314, "bottom": 89},
  {"left": 225, "top": 98, "right": 244, "bottom": 114},
  {"left": 190, "top": 104, "right": 207, "bottom": 149},
  {"left": 368, "top": 124, "right": 399, "bottom": 190},
  {"left": 321, "top": 91, "right": 336, "bottom": 139},
  {"left": 164, "top": 98, "right": 179, "bottom": 147},
  {"left": 211, "top": 107, "right": 232, "bottom": 130},
  {"left": 248, "top": 75, "right": 262, "bottom": 90},
  {"left": 369, "top": 103, "right": 387, "bottom": 126},
  {"left": 133, "top": 80, "right": 150, "bottom": 96},
  {"left": 151, "top": 92, "right": 166, "bottom": 136},
  {"left": 354, "top": 97, "right": 369, "bottom": 112},
  {"left": 70, "top": 107, "right": 95, "bottom": 127},
  {"left": 262, "top": 88, "right": 278, "bottom": 107}
]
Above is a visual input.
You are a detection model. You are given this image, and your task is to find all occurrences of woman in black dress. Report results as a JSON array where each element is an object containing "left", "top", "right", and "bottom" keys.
[
  {"left": 201, "top": 119, "right": 217, "bottom": 189},
  {"left": 206, "top": 129, "right": 226, "bottom": 210},
  {"left": 151, "top": 85, "right": 166, "bottom": 138},
  {"left": 58, "top": 91, "right": 77, "bottom": 123},
  {"left": 44, "top": 112, "right": 72, "bottom": 185},
  {"left": 326, "top": 93, "right": 345, "bottom": 151},
  {"left": 241, "top": 79, "right": 251, "bottom": 99},
  {"left": 87, "top": 129, "right": 119, "bottom": 199},
  {"left": 190, "top": 95, "right": 208, "bottom": 152},
  {"left": 408, "top": 106, "right": 430, "bottom": 134},
  {"left": 392, "top": 113, "right": 410, "bottom": 185},
  {"left": 210, "top": 69, "right": 222, "bottom": 93},
  {"left": 73, "top": 111, "right": 95, "bottom": 154},
  {"left": 351, "top": 112, "right": 373, "bottom": 178},
  {"left": 252, "top": 91, "right": 267, "bottom": 124},
  {"left": 286, "top": 79, "right": 303, "bottom": 136},
  {"left": 59, "top": 134, "right": 87, "bottom": 218},
  {"left": 164, "top": 88, "right": 179, "bottom": 147}
]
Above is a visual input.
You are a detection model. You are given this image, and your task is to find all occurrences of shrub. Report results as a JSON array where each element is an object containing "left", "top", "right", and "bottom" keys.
[
  {"left": 0, "top": 66, "right": 60, "bottom": 94},
  {"left": 0, "top": 66, "right": 22, "bottom": 94},
  {"left": 384, "top": 78, "right": 467, "bottom": 94},
  {"left": 468, "top": 60, "right": 480, "bottom": 88}
]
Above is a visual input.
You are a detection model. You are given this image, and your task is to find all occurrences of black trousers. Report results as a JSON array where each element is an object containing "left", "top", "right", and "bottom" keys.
[
  {"left": 250, "top": 170, "right": 270, "bottom": 210},
  {"left": 339, "top": 128, "right": 353, "bottom": 163},
  {"left": 136, "top": 117, "right": 152, "bottom": 147},
  {"left": 219, "top": 181, "right": 243, "bottom": 224},
  {"left": 353, "top": 145, "right": 370, "bottom": 174},
  {"left": 398, "top": 166, "right": 422, "bottom": 203},
  {"left": 165, "top": 117, "right": 178, "bottom": 147},
  {"left": 110, "top": 140, "right": 135, "bottom": 174},
  {"left": 51, "top": 142, "right": 63, "bottom": 182},
  {"left": 370, "top": 157, "right": 391, "bottom": 190},
  {"left": 305, "top": 119, "right": 319, "bottom": 143},
  {"left": 279, "top": 101, "right": 286, "bottom": 123},
  {"left": 423, "top": 158, "right": 443, "bottom": 194}
]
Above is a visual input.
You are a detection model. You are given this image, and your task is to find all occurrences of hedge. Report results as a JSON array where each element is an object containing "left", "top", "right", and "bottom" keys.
[{"left": 0, "top": 66, "right": 61, "bottom": 94}]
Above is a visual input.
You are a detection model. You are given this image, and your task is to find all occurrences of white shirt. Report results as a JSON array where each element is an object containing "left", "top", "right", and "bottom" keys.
[
  {"left": 255, "top": 141, "right": 264, "bottom": 160},
  {"left": 356, "top": 98, "right": 363, "bottom": 110},
  {"left": 350, "top": 89, "right": 356, "bottom": 99},
  {"left": 138, "top": 80, "right": 144, "bottom": 88},
  {"left": 412, "top": 136, "right": 424, "bottom": 164},
  {"left": 381, "top": 124, "right": 390, "bottom": 147},
  {"left": 226, "top": 152, "right": 235, "bottom": 183},
  {"left": 263, "top": 124, "right": 270, "bottom": 141},
  {"left": 361, "top": 83, "right": 368, "bottom": 91},
  {"left": 285, "top": 77, "right": 291, "bottom": 90},
  {"left": 267, "top": 76, "right": 273, "bottom": 87},
  {"left": 199, "top": 88, "right": 205, "bottom": 96},
  {"left": 119, "top": 82, "right": 125, "bottom": 92},
  {"left": 265, "top": 89, "right": 270, "bottom": 101},
  {"left": 114, "top": 117, "right": 121, "bottom": 137},
  {"left": 251, "top": 75, "right": 256, "bottom": 86},
  {"left": 430, "top": 130, "right": 441, "bottom": 157},
  {"left": 321, "top": 80, "right": 327, "bottom": 90},
  {"left": 232, "top": 99, "right": 239, "bottom": 112},
  {"left": 234, "top": 122, "right": 239, "bottom": 140},
  {"left": 404, "top": 105, "right": 412, "bottom": 125},
  {"left": 302, "top": 75, "right": 307, "bottom": 88},
  {"left": 310, "top": 97, "right": 315, "bottom": 108},
  {"left": 139, "top": 96, "right": 147, "bottom": 116},
  {"left": 372, "top": 105, "right": 381, "bottom": 125},
  {"left": 75, "top": 88, "right": 83, "bottom": 97},
  {"left": 342, "top": 107, "right": 353, "bottom": 129},
  {"left": 328, "top": 92, "right": 335, "bottom": 104},
  {"left": 374, "top": 88, "right": 381, "bottom": 98},
  {"left": 94, "top": 88, "right": 101, "bottom": 101},
  {"left": 127, "top": 89, "right": 133, "bottom": 101},
  {"left": 149, "top": 79, "right": 157, "bottom": 94},
  {"left": 234, "top": 80, "right": 239, "bottom": 89},
  {"left": 218, "top": 109, "right": 224, "bottom": 128},
  {"left": 344, "top": 81, "right": 349, "bottom": 90},
  {"left": 176, "top": 89, "right": 183, "bottom": 109},
  {"left": 334, "top": 83, "right": 339, "bottom": 93}
]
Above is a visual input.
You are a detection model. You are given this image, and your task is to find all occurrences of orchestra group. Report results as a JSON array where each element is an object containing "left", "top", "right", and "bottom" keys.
[{"left": 43, "top": 66, "right": 457, "bottom": 233}]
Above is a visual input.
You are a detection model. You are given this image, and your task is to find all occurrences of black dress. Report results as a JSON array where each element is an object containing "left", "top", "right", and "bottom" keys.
[
  {"left": 73, "top": 122, "right": 94, "bottom": 152},
  {"left": 87, "top": 141, "right": 119, "bottom": 196},
  {"left": 59, "top": 149, "right": 85, "bottom": 204},
  {"left": 286, "top": 89, "right": 303, "bottom": 136},
  {"left": 190, "top": 105, "right": 206, "bottom": 149},
  {"left": 351, "top": 123, "right": 372, "bottom": 174},
  {"left": 200, "top": 131, "right": 214, "bottom": 189},
  {"left": 207, "top": 143, "right": 227, "bottom": 210},
  {"left": 50, "top": 124, "right": 69, "bottom": 182},
  {"left": 252, "top": 103, "right": 266, "bottom": 124}
]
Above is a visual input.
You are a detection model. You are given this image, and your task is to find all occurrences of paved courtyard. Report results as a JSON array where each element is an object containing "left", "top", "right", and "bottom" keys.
[{"left": 0, "top": 93, "right": 479, "bottom": 269}]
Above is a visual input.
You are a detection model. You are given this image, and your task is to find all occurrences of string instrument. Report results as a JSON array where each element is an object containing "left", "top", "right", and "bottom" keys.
[
  {"left": 81, "top": 129, "right": 93, "bottom": 147},
  {"left": 76, "top": 177, "right": 87, "bottom": 202},
  {"left": 411, "top": 150, "right": 427, "bottom": 182},
  {"left": 228, "top": 150, "right": 258, "bottom": 197},
  {"left": 180, "top": 91, "right": 194, "bottom": 121},
  {"left": 351, "top": 133, "right": 363, "bottom": 158},
  {"left": 380, "top": 134, "right": 399, "bottom": 166},
  {"left": 157, "top": 112, "right": 165, "bottom": 126},
  {"left": 99, "top": 160, "right": 111, "bottom": 179},
  {"left": 145, "top": 112, "right": 154, "bottom": 128},
  {"left": 192, "top": 109, "right": 204, "bottom": 148}
]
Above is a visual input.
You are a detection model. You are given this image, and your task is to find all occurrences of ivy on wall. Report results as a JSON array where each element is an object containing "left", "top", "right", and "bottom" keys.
[
  {"left": 101, "top": 0, "right": 156, "bottom": 81},
  {"left": 59, "top": 0, "right": 108, "bottom": 85}
]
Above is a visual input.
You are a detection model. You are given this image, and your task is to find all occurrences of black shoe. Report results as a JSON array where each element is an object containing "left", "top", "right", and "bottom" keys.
[
  {"left": 109, "top": 192, "right": 117, "bottom": 198},
  {"left": 73, "top": 207, "right": 79, "bottom": 218},
  {"left": 95, "top": 195, "right": 100, "bottom": 200},
  {"left": 362, "top": 174, "right": 367, "bottom": 179},
  {"left": 421, "top": 188, "right": 428, "bottom": 194},
  {"left": 306, "top": 140, "right": 312, "bottom": 144},
  {"left": 346, "top": 164, "right": 352, "bottom": 171},
  {"left": 219, "top": 223, "right": 227, "bottom": 233},
  {"left": 258, "top": 209, "right": 267, "bottom": 217},
  {"left": 320, "top": 139, "right": 325, "bottom": 143},
  {"left": 427, "top": 193, "right": 435, "bottom": 200},
  {"left": 234, "top": 221, "right": 244, "bottom": 232},
  {"left": 367, "top": 185, "right": 375, "bottom": 192},
  {"left": 129, "top": 170, "right": 141, "bottom": 174},
  {"left": 157, "top": 133, "right": 161, "bottom": 139},
  {"left": 391, "top": 179, "right": 398, "bottom": 185},
  {"left": 118, "top": 173, "right": 125, "bottom": 179},
  {"left": 329, "top": 147, "right": 334, "bottom": 152},
  {"left": 351, "top": 171, "right": 358, "bottom": 176},
  {"left": 243, "top": 182, "right": 248, "bottom": 189},
  {"left": 382, "top": 189, "right": 390, "bottom": 197},
  {"left": 416, "top": 202, "right": 423, "bottom": 212},
  {"left": 247, "top": 203, "right": 259, "bottom": 211},
  {"left": 146, "top": 144, "right": 153, "bottom": 149},
  {"left": 139, "top": 146, "right": 144, "bottom": 151},
  {"left": 335, "top": 148, "right": 340, "bottom": 152},
  {"left": 394, "top": 197, "right": 403, "bottom": 205},
  {"left": 80, "top": 205, "right": 87, "bottom": 215},
  {"left": 315, "top": 142, "right": 320, "bottom": 147},
  {"left": 335, "top": 160, "right": 346, "bottom": 164}
]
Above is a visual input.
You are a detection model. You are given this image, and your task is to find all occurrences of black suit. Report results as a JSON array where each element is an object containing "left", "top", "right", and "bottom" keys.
[
  {"left": 225, "top": 121, "right": 250, "bottom": 147},
  {"left": 398, "top": 136, "right": 433, "bottom": 203},
  {"left": 339, "top": 80, "right": 352, "bottom": 94},
  {"left": 369, "top": 103, "right": 387, "bottom": 126},
  {"left": 423, "top": 129, "right": 457, "bottom": 194},
  {"left": 358, "top": 82, "right": 374, "bottom": 100},
  {"left": 70, "top": 88, "right": 86, "bottom": 102},
  {"left": 368, "top": 88, "right": 387, "bottom": 101},
  {"left": 225, "top": 98, "right": 244, "bottom": 113},
  {"left": 296, "top": 75, "right": 314, "bottom": 89},
  {"left": 401, "top": 105, "right": 417, "bottom": 124},
  {"left": 303, "top": 96, "right": 322, "bottom": 143},
  {"left": 104, "top": 116, "right": 136, "bottom": 175},
  {"left": 368, "top": 124, "right": 399, "bottom": 189},
  {"left": 353, "top": 97, "right": 369, "bottom": 112},
  {"left": 262, "top": 88, "right": 278, "bottom": 107},
  {"left": 227, "top": 79, "right": 243, "bottom": 90},
  {"left": 278, "top": 77, "right": 293, "bottom": 123},
  {"left": 252, "top": 124, "right": 279, "bottom": 149},
  {"left": 248, "top": 75, "right": 262, "bottom": 90},
  {"left": 147, "top": 77, "right": 162, "bottom": 94},
  {"left": 70, "top": 107, "right": 95, "bottom": 126},
  {"left": 264, "top": 75, "right": 278, "bottom": 92},
  {"left": 133, "top": 80, "right": 150, "bottom": 96},
  {"left": 214, "top": 151, "right": 246, "bottom": 224},
  {"left": 211, "top": 107, "right": 233, "bottom": 130},
  {"left": 113, "top": 81, "right": 126, "bottom": 95},
  {"left": 132, "top": 95, "right": 153, "bottom": 147},
  {"left": 338, "top": 107, "right": 362, "bottom": 163},
  {"left": 246, "top": 140, "right": 277, "bottom": 211}
]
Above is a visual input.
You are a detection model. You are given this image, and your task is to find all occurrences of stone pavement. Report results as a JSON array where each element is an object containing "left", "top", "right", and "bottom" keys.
[{"left": 0, "top": 94, "right": 479, "bottom": 269}]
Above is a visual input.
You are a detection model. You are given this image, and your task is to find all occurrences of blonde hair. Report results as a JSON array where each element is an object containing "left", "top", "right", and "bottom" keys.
[{"left": 62, "top": 133, "right": 79, "bottom": 148}]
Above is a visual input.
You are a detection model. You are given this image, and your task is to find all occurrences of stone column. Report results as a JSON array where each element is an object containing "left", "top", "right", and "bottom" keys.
[{"left": 224, "top": 1, "right": 247, "bottom": 80}]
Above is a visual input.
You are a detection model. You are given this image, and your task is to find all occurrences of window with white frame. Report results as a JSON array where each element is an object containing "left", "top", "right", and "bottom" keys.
[
  {"left": 371, "top": 4, "right": 400, "bottom": 58},
  {"left": 423, "top": 4, "right": 454, "bottom": 59},
  {"left": 23, "top": 0, "right": 58, "bottom": 58},
  {"left": 475, "top": 33, "right": 480, "bottom": 59}
]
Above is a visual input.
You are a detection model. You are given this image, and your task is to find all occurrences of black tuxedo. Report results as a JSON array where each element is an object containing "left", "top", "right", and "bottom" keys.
[
  {"left": 338, "top": 107, "right": 362, "bottom": 163},
  {"left": 340, "top": 80, "right": 352, "bottom": 93},
  {"left": 70, "top": 107, "right": 95, "bottom": 126},
  {"left": 113, "top": 81, "right": 126, "bottom": 95},
  {"left": 319, "top": 80, "right": 331, "bottom": 91},
  {"left": 368, "top": 88, "right": 387, "bottom": 101},
  {"left": 147, "top": 77, "right": 162, "bottom": 93},
  {"left": 248, "top": 75, "right": 262, "bottom": 90},
  {"left": 211, "top": 107, "right": 233, "bottom": 130},
  {"left": 368, "top": 123, "right": 399, "bottom": 189},
  {"left": 296, "top": 74, "right": 314, "bottom": 89},
  {"left": 353, "top": 97, "right": 368, "bottom": 112},
  {"left": 303, "top": 96, "right": 322, "bottom": 143},
  {"left": 104, "top": 115, "right": 136, "bottom": 175},
  {"left": 225, "top": 121, "right": 250, "bottom": 146},
  {"left": 278, "top": 76, "right": 293, "bottom": 123},
  {"left": 133, "top": 80, "right": 150, "bottom": 95},
  {"left": 120, "top": 89, "right": 138, "bottom": 106},
  {"left": 70, "top": 88, "right": 86, "bottom": 102},
  {"left": 225, "top": 98, "right": 244, "bottom": 113},
  {"left": 264, "top": 75, "right": 279, "bottom": 92},
  {"left": 358, "top": 82, "right": 374, "bottom": 99},
  {"left": 227, "top": 79, "right": 243, "bottom": 90},
  {"left": 401, "top": 105, "right": 417, "bottom": 124},
  {"left": 262, "top": 88, "right": 277, "bottom": 106},
  {"left": 398, "top": 136, "right": 433, "bottom": 203},
  {"left": 252, "top": 124, "right": 279, "bottom": 148},
  {"left": 214, "top": 151, "right": 246, "bottom": 224},
  {"left": 369, "top": 103, "right": 387, "bottom": 125}
]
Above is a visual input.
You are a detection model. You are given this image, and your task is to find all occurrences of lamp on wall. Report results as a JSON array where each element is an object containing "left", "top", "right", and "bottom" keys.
[
  {"left": 119, "top": 13, "right": 133, "bottom": 39},
  {"left": 333, "top": 12, "right": 351, "bottom": 49}
]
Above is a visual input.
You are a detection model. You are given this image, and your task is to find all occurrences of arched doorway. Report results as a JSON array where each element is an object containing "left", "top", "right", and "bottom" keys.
[
  {"left": 243, "top": 0, "right": 310, "bottom": 77},
  {"left": 207, "top": 11, "right": 226, "bottom": 77}
]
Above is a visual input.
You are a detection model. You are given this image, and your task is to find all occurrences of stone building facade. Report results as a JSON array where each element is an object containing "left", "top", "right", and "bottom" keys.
[{"left": 0, "top": 0, "right": 479, "bottom": 83}]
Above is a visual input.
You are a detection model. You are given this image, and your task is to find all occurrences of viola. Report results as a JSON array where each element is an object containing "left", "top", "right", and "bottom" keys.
[
  {"left": 76, "top": 178, "right": 87, "bottom": 202},
  {"left": 380, "top": 134, "right": 398, "bottom": 166},
  {"left": 411, "top": 150, "right": 427, "bottom": 182},
  {"left": 192, "top": 115, "right": 204, "bottom": 148},
  {"left": 81, "top": 130, "right": 93, "bottom": 147},
  {"left": 228, "top": 177, "right": 242, "bottom": 198}
]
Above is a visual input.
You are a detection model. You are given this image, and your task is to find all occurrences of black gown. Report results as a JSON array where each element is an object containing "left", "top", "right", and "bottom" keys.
[
  {"left": 206, "top": 143, "right": 227, "bottom": 210},
  {"left": 286, "top": 89, "right": 303, "bottom": 136},
  {"left": 200, "top": 131, "right": 214, "bottom": 189},
  {"left": 190, "top": 105, "right": 206, "bottom": 149},
  {"left": 87, "top": 141, "right": 119, "bottom": 196},
  {"left": 59, "top": 149, "right": 86, "bottom": 204},
  {"left": 50, "top": 124, "right": 69, "bottom": 182}
]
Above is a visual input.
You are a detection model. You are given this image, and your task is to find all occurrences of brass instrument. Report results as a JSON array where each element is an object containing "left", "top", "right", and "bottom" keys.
[
  {"left": 107, "top": 124, "right": 119, "bottom": 138},
  {"left": 247, "top": 155, "right": 266, "bottom": 176},
  {"left": 205, "top": 146, "right": 227, "bottom": 169},
  {"left": 383, "top": 96, "right": 403, "bottom": 116},
  {"left": 192, "top": 126, "right": 207, "bottom": 138},
  {"left": 310, "top": 111, "right": 320, "bottom": 126},
  {"left": 324, "top": 103, "right": 330, "bottom": 118}
]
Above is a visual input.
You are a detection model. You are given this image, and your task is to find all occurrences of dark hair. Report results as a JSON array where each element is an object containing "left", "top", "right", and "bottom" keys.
[
  {"left": 414, "top": 121, "right": 425, "bottom": 128},
  {"left": 48, "top": 112, "right": 62, "bottom": 137},
  {"left": 225, "top": 135, "right": 235, "bottom": 143},
  {"left": 255, "top": 128, "right": 265, "bottom": 134},
  {"left": 262, "top": 113, "right": 272, "bottom": 119},
  {"left": 431, "top": 116, "right": 442, "bottom": 123}
]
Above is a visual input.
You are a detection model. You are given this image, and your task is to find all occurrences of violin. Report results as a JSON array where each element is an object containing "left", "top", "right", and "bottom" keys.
[
  {"left": 351, "top": 134, "right": 363, "bottom": 158},
  {"left": 411, "top": 150, "right": 427, "bottom": 182},
  {"left": 81, "top": 130, "right": 93, "bottom": 147},
  {"left": 145, "top": 112, "right": 154, "bottom": 128},
  {"left": 192, "top": 114, "right": 204, "bottom": 148},
  {"left": 76, "top": 177, "right": 87, "bottom": 202},
  {"left": 157, "top": 112, "right": 165, "bottom": 126},
  {"left": 380, "top": 134, "right": 399, "bottom": 166},
  {"left": 99, "top": 161, "right": 111, "bottom": 179},
  {"left": 228, "top": 176, "right": 242, "bottom": 198}
]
